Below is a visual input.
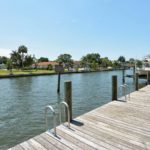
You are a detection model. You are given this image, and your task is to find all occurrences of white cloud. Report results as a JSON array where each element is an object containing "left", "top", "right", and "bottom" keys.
[{"left": 0, "top": 48, "right": 11, "bottom": 57}]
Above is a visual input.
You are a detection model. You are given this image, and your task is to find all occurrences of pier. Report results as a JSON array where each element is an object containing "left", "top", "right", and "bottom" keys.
[{"left": 9, "top": 85, "right": 150, "bottom": 150}]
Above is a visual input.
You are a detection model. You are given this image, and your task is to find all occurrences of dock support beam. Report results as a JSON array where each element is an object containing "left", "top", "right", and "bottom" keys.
[
  {"left": 147, "top": 71, "right": 150, "bottom": 85},
  {"left": 135, "top": 73, "right": 139, "bottom": 91},
  {"left": 112, "top": 75, "right": 117, "bottom": 101},
  {"left": 133, "top": 66, "right": 136, "bottom": 82},
  {"left": 64, "top": 81, "right": 72, "bottom": 121}
]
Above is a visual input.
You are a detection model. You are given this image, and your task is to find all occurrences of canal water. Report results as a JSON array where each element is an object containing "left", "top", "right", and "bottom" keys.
[{"left": 0, "top": 70, "right": 147, "bottom": 149}]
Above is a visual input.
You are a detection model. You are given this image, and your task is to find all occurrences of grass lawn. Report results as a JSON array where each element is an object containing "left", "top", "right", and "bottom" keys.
[{"left": 0, "top": 69, "right": 55, "bottom": 76}]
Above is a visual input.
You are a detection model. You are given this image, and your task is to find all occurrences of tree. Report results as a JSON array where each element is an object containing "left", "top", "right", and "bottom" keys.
[
  {"left": 6, "top": 59, "right": 12, "bottom": 69},
  {"left": 0, "top": 56, "right": 8, "bottom": 64},
  {"left": 136, "top": 60, "right": 142, "bottom": 68},
  {"left": 10, "top": 50, "right": 21, "bottom": 69},
  {"left": 10, "top": 46, "right": 34, "bottom": 69},
  {"left": 18, "top": 45, "right": 28, "bottom": 54},
  {"left": 47, "top": 64, "right": 53, "bottom": 70},
  {"left": 112, "top": 60, "right": 120, "bottom": 68},
  {"left": 118, "top": 56, "right": 126, "bottom": 63},
  {"left": 38, "top": 57, "right": 49, "bottom": 62},
  {"left": 81, "top": 53, "right": 101, "bottom": 70},
  {"left": 118, "top": 56, "right": 126, "bottom": 69},
  {"left": 24, "top": 55, "right": 34, "bottom": 67},
  {"left": 56, "top": 54, "right": 73, "bottom": 70},
  {"left": 129, "top": 58, "right": 135, "bottom": 64},
  {"left": 101, "top": 57, "right": 112, "bottom": 68},
  {"left": 18, "top": 45, "right": 28, "bottom": 69},
  {"left": 33, "top": 55, "right": 38, "bottom": 70},
  {"left": 91, "top": 62, "right": 99, "bottom": 70},
  {"left": 0, "top": 57, "right": 2, "bottom": 64}
]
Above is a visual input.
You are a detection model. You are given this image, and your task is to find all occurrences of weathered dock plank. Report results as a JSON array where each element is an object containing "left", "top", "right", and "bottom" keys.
[
  {"left": 28, "top": 139, "right": 47, "bottom": 150},
  {"left": 9, "top": 145, "right": 24, "bottom": 150},
  {"left": 33, "top": 135, "right": 58, "bottom": 150},
  {"left": 9, "top": 85, "right": 150, "bottom": 150},
  {"left": 57, "top": 125, "right": 107, "bottom": 150},
  {"left": 40, "top": 133, "right": 71, "bottom": 150},
  {"left": 77, "top": 117, "right": 148, "bottom": 150},
  {"left": 60, "top": 123, "right": 120, "bottom": 150}
]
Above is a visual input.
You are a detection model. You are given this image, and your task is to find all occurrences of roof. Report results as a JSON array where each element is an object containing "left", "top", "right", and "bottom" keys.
[
  {"left": 38, "top": 61, "right": 58, "bottom": 66},
  {"left": 74, "top": 61, "right": 81, "bottom": 65}
]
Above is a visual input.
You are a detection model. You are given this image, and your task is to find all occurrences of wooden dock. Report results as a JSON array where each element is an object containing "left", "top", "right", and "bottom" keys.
[{"left": 9, "top": 85, "right": 150, "bottom": 150}]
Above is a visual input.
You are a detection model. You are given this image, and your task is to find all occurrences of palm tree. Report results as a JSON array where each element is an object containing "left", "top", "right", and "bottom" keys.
[
  {"left": 118, "top": 56, "right": 126, "bottom": 68},
  {"left": 118, "top": 56, "right": 126, "bottom": 83},
  {"left": 18, "top": 45, "right": 28, "bottom": 69},
  {"left": 10, "top": 50, "right": 21, "bottom": 69}
]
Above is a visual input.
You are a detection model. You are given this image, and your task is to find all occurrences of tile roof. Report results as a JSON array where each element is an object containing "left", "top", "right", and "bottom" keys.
[
  {"left": 74, "top": 61, "right": 81, "bottom": 65},
  {"left": 38, "top": 61, "right": 58, "bottom": 66}
]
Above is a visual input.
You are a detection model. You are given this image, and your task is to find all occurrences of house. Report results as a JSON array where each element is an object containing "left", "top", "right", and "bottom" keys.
[
  {"left": 33, "top": 61, "right": 59, "bottom": 69},
  {"left": 73, "top": 61, "right": 81, "bottom": 68},
  {"left": 66, "top": 61, "right": 81, "bottom": 71}
]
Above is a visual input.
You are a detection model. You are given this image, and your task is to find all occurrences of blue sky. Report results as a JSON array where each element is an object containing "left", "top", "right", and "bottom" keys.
[{"left": 0, "top": 0, "right": 150, "bottom": 60}]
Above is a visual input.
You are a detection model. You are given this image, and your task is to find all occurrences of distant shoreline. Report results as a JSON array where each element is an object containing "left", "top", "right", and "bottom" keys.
[{"left": 0, "top": 68, "right": 123, "bottom": 79}]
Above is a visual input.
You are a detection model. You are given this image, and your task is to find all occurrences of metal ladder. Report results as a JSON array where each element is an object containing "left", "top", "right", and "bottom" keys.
[
  {"left": 45, "top": 101, "right": 70, "bottom": 136},
  {"left": 120, "top": 84, "right": 130, "bottom": 101},
  {"left": 59, "top": 101, "right": 70, "bottom": 128},
  {"left": 45, "top": 105, "right": 57, "bottom": 136}
]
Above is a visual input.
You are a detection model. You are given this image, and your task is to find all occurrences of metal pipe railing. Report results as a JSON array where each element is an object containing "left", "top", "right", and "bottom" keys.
[
  {"left": 120, "top": 85, "right": 127, "bottom": 100},
  {"left": 124, "top": 84, "right": 130, "bottom": 100},
  {"left": 120, "top": 84, "right": 130, "bottom": 101},
  {"left": 59, "top": 101, "right": 70, "bottom": 128},
  {"left": 45, "top": 105, "right": 57, "bottom": 136}
]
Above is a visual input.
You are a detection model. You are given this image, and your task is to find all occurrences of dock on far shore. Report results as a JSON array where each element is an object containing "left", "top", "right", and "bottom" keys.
[{"left": 9, "top": 85, "right": 150, "bottom": 150}]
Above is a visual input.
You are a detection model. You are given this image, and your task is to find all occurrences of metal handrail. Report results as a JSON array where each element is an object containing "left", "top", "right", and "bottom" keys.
[
  {"left": 45, "top": 105, "right": 57, "bottom": 136},
  {"left": 120, "top": 84, "right": 130, "bottom": 101},
  {"left": 120, "top": 85, "right": 127, "bottom": 100},
  {"left": 59, "top": 101, "right": 70, "bottom": 128},
  {"left": 124, "top": 84, "right": 130, "bottom": 100}
]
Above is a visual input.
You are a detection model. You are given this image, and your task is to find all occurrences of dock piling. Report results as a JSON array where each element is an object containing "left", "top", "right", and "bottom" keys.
[
  {"left": 133, "top": 66, "right": 136, "bottom": 82},
  {"left": 135, "top": 73, "right": 139, "bottom": 91},
  {"left": 57, "top": 73, "right": 61, "bottom": 93},
  {"left": 122, "top": 68, "right": 125, "bottom": 84},
  {"left": 112, "top": 75, "right": 117, "bottom": 101},
  {"left": 147, "top": 71, "right": 150, "bottom": 85},
  {"left": 64, "top": 81, "right": 72, "bottom": 121}
]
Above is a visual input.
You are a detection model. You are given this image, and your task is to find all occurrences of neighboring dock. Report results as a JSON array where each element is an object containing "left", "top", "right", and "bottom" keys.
[{"left": 9, "top": 85, "right": 150, "bottom": 150}]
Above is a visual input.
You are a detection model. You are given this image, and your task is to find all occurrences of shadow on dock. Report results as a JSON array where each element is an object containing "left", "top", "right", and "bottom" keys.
[{"left": 71, "top": 120, "right": 84, "bottom": 126}]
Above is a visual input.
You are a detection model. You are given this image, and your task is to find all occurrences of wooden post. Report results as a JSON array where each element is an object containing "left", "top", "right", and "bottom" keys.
[
  {"left": 135, "top": 73, "right": 139, "bottom": 91},
  {"left": 133, "top": 66, "right": 136, "bottom": 82},
  {"left": 122, "top": 69, "right": 125, "bottom": 84},
  {"left": 55, "top": 63, "right": 64, "bottom": 93},
  {"left": 147, "top": 71, "right": 150, "bottom": 85},
  {"left": 112, "top": 76, "right": 117, "bottom": 101},
  {"left": 57, "top": 73, "right": 61, "bottom": 93},
  {"left": 64, "top": 81, "right": 72, "bottom": 121}
]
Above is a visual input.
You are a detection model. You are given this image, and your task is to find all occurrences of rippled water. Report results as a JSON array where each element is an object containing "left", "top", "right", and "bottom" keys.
[{"left": 0, "top": 70, "right": 147, "bottom": 149}]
